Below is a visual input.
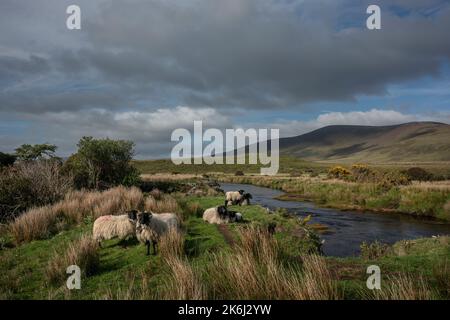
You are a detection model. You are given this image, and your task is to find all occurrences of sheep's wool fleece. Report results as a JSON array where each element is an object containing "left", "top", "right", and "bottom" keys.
[
  {"left": 225, "top": 191, "right": 243, "bottom": 203},
  {"left": 136, "top": 213, "right": 179, "bottom": 243},
  {"left": 203, "top": 207, "right": 231, "bottom": 225},
  {"left": 93, "top": 215, "right": 135, "bottom": 241}
]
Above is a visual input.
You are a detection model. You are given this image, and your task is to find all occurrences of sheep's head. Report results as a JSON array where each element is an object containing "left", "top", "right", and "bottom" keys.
[
  {"left": 217, "top": 205, "right": 228, "bottom": 218},
  {"left": 243, "top": 193, "right": 252, "bottom": 200},
  {"left": 238, "top": 190, "right": 245, "bottom": 195},
  {"left": 127, "top": 210, "right": 138, "bottom": 221},
  {"left": 137, "top": 211, "right": 152, "bottom": 225}
]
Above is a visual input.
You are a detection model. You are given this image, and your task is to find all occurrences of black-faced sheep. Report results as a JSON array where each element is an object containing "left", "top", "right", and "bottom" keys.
[
  {"left": 224, "top": 190, "right": 244, "bottom": 206},
  {"left": 203, "top": 206, "right": 242, "bottom": 224},
  {"left": 225, "top": 190, "right": 252, "bottom": 206},
  {"left": 135, "top": 211, "right": 180, "bottom": 255},
  {"left": 92, "top": 210, "right": 138, "bottom": 244}
]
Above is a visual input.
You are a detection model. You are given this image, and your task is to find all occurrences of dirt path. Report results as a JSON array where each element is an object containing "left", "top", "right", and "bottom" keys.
[{"left": 217, "top": 224, "right": 236, "bottom": 247}]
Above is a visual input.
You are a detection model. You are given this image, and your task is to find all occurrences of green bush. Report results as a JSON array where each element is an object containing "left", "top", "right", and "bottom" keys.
[
  {"left": 63, "top": 137, "right": 141, "bottom": 189},
  {"left": 402, "top": 167, "right": 433, "bottom": 181},
  {"left": 360, "top": 241, "right": 391, "bottom": 259}
]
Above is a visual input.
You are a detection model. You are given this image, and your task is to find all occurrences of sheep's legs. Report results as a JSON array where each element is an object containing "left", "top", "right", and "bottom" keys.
[
  {"left": 153, "top": 241, "right": 157, "bottom": 255},
  {"left": 146, "top": 241, "right": 150, "bottom": 256}
]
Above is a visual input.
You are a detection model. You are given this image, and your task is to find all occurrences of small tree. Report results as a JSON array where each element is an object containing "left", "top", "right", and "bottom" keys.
[
  {"left": 63, "top": 137, "right": 140, "bottom": 189},
  {"left": 15, "top": 143, "right": 58, "bottom": 161}
]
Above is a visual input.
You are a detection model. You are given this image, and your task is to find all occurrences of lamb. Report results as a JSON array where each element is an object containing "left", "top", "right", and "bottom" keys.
[
  {"left": 135, "top": 211, "right": 180, "bottom": 255},
  {"left": 92, "top": 210, "right": 138, "bottom": 244},
  {"left": 203, "top": 206, "right": 242, "bottom": 224}
]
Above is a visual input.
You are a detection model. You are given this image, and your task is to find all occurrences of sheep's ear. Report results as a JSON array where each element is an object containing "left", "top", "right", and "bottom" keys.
[{"left": 239, "top": 190, "right": 245, "bottom": 194}]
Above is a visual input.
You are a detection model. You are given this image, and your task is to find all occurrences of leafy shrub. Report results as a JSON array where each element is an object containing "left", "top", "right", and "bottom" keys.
[
  {"left": 328, "top": 166, "right": 351, "bottom": 179},
  {"left": 360, "top": 241, "right": 391, "bottom": 259},
  {"left": 379, "top": 171, "right": 410, "bottom": 189},
  {"left": 235, "top": 171, "right": 244, "bottom": 176},
  {"left": 62, "top": 137, "right": 141, "bottom": 189},
  {"left": 403, "top": 167, "right": 433, "bottom": 181},
  {"left": 14, "top": 143, "right": 58, "bottom": 161},
  {"left": 351, "top": 164, "right": 377, "bottom": 182}
]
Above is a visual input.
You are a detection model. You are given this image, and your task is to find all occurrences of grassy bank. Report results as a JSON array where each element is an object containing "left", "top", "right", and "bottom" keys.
[
  {"left": 214, "top": 175, "right": 450, "bottom": 221},
  {"left": 1, "top": 187, "right": 449, "bottom": 300}
]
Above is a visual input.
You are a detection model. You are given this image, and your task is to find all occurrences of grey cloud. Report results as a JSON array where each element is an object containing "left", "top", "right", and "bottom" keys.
[{"left": 1, "top": 0, "right": 450, "bottom": 113}]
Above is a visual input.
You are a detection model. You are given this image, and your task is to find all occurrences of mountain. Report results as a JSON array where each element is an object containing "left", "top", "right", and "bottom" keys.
[{"left": 278, "top": 122, "right": 450, "bottom": 163}]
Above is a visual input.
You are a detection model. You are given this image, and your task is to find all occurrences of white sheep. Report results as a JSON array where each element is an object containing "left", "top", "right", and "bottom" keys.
[
  {"left": 203, "top": 206, "right": 242, "bottom": 224},
  {"left": 92, "top": 210, "right": 138, "bottom": 244},
  {"left": 225, "top": 190, "right": 244, "bottom": 206},
  {"left": 225, "top": 190, "right": 252, "bottom": 206},
  {"left": 136, "top": 211, "right": 180, "bottom": 255}
]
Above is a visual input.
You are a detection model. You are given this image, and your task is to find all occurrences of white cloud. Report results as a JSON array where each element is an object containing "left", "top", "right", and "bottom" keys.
[
  {"left": 268, "top": 109, "right": 449, "bottom": 137},
  {"left": 19, "top": 106, "right": 231, "bottom": 158}
]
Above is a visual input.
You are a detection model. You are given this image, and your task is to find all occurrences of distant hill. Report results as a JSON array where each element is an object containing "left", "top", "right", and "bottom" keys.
[{"left": 278, "top": 122, "right": 450, "bottom": 163}]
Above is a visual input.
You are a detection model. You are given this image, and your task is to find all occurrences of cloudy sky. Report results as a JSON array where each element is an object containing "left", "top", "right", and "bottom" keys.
[{"left": 1, "top": 0, "right": 450, "bottom": 158}]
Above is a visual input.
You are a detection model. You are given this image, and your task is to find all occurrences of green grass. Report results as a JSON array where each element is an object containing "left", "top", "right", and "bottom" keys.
[
  {"left": 0, "top": 196, "right": 317, "bottom": 299},
  {"left": 218, "top": 175, "right": 450, "bottom": 221},
  {"left": 133, "top": 156, "right": 329, "bottom": 175},
  {"left": 1, "top": 195, "right": 449, "bottom": 300}
]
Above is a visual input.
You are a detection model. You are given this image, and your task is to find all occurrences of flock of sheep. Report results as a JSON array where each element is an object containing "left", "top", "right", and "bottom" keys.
[{"left": 92, "top": 189, "right": 253, "bottom": 255}]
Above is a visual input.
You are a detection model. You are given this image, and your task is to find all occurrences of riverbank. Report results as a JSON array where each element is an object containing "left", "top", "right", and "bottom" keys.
[
  {"left": 1, "top": 189, "right": 449, "bottom": 299},
  {"left": 214, "top": 174, "right": 450, "bottom": 221}
]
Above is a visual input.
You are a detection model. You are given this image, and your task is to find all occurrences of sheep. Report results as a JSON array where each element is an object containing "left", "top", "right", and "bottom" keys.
[
  {"left": 224, "top": 190, "right": 245, "bottom": 206},
  {"left": 239, "top": 192, "right": 252, "bottom": 206},
  {"left": 135, "top": 211, "right": 180, "bottom": 255},
  {"left": 203, "top": 206, "right": 242, "bottom": 224},
  {"left": 225, "top": 190, "right": 253, "bottom": 206},
  {"left": 92, "top": 210, "right": 138, "bottom": 244}
]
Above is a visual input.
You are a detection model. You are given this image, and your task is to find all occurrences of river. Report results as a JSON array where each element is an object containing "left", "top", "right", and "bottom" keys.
[{"left": 220, "top": 183, "right": 450, "bottom": 257}]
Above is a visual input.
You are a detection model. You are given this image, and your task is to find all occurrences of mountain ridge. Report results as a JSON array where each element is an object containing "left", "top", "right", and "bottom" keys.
[{"left": 277, "top": 121, "right": 450, "bottom": 163}]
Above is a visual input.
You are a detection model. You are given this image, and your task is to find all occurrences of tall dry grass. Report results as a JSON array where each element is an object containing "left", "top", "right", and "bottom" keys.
[
  {"left": 10, "top": 186, "right": 144, "bottom": 243},
  {"left": 46, "top": 235, "right": 100, "bottom": 285},
  {"left": 371, "top": 274, "right": 434, "bottom": 300},
  {"left": 159, "top": 228, "right": 185, "bottom": 261},
  {"left": 144, "top": 194, "right": 180, "bottom": 214},
  {"left": 202, "top": 227, "right": 340, "bottom": 300},
  {"left": 159, "top": 255, "right": 206, "bottom": 300},
  {"left": 155, "top": 226, "right": 205, "bottom": 300}
]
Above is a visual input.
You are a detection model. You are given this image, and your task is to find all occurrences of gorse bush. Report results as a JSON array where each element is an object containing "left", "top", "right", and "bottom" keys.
[
  {"left": 0, "top": 160, "right": 73, "bottom": 222},
  {"left": 328, "top": 166, "right": 351, "bottom": 179}
]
